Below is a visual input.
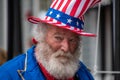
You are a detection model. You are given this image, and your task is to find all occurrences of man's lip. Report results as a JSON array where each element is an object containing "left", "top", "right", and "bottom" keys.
[{"left": 56, "top": 55, "right": 69, "bottom": 59}]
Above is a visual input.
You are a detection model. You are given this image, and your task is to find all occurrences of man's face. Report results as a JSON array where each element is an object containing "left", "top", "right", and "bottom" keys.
[
  {"left": 35, "top": 25, "right": 81, "bottom": 79},
  {"left": 45, "top": 25, "right": 80, "bottom": 55}
]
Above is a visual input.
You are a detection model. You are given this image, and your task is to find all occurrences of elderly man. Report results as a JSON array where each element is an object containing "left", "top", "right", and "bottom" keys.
[{"left": 0, "top": 0, "right": 101, "bottom": 80}]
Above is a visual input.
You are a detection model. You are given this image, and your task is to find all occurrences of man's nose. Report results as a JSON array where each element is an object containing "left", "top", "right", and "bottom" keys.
[{"left": 61, "top": 39, "right": 69, "bottom": 53}]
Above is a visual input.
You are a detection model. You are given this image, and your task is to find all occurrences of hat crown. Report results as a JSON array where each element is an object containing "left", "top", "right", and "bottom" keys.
[
  {"left": 45, "top": 0, "right": 100, "bottom": 31},
  {"left": 49, "top": 0, "right": 100, "bottom": 18}
]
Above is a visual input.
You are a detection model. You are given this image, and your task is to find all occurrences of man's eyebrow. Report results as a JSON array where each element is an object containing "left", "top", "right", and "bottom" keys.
[
  {"left": 54, "top": 32, "right": 63, "bottom": 35},
  {"left": 70, "top": 35, "right": 80, "bottom": 39}
]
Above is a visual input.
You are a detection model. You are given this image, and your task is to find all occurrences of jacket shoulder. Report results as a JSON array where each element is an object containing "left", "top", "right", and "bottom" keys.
[
  {"left": 0, "top": 53, "right": 26, "bottom": 80},
  {"left": 76, "top": 61, "right": 94, "bottom": 80}
]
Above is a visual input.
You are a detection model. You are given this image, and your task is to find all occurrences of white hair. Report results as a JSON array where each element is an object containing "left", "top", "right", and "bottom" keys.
[{"left": 32, "top": 23, "right": 48, "bottom": 43}]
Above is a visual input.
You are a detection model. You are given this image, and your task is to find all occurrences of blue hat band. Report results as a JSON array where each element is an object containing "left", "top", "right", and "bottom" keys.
[{"left": 46, "top": 8, "right": 84, "bottom": 29}]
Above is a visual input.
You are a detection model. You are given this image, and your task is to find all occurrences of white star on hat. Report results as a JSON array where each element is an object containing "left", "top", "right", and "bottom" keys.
[
  {"left": 67, "top": 18, "right": 72, "bottom": 23},
  {"left": 56, "top": 14, "right": 60, "bottom": 19},
  {"left": 76, "top": 21, "right": 79, "bottom": 26},
  {"left": 49, "top": 11, "right": 53, "bottom": 15}
]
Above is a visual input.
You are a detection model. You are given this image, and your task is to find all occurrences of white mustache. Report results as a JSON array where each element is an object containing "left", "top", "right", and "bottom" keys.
[{"left": 52, "top": 50, "right": 73, "bottom": 59}]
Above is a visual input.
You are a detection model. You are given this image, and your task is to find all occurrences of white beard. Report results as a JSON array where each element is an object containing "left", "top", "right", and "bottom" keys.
[{"left": 35, "top": 41, "right": 81, "bottom": 79}]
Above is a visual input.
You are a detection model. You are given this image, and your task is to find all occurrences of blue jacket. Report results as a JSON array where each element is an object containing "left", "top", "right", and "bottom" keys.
[{"left": 0, "top": 46, "right": 94, "bottom": 80}]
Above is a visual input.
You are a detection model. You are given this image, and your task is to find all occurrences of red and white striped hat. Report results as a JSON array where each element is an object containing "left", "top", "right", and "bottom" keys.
[{"left": 28, "top": 0, "right": 101, "bottom": 37}]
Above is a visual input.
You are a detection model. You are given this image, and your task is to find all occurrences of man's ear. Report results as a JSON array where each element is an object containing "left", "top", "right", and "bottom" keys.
[{"left": 32, "top": 38, "right": 38, "bottom": 44}]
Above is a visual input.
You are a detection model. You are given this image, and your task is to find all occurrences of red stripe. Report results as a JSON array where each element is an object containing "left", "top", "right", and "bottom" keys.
[
  {"left": 46, "top": 16, "right": 53, "bottom": 22},
  {"left": 49, "top": 18, "right": 53, "bottom": 21},
  {"left": 62, "top": 0, "right": 71, "bottom": 12},
  {"left": 79, "top": 16, "right": 84, "bottom": 22},
  {"left": 51, "top": 0, "right": 58, "bottom": 8},
  {"left": 45, "top": 16, "right": 48, "bottom": 20},
  {"left": 57, "top": 0, "right": 64, "bottom": 9},
  {"left": 70, "top": 0, "right": 82, "bottom": 17},
  {"left": 90, "top": 0, "right": 96, "bottom": 7},
  {"left": 74, "top": 27, "right": 78, "bottom": 31},
  {"left": 78, "top": 0, "right": 90, "bottom": 17}
]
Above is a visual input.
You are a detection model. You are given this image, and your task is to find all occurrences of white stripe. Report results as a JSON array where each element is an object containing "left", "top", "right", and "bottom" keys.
[
  {"left": 59, "top": 0, "right": 68, "bottom": 11},
  {"left": 50, "top": 0, "right": 57, "bottom": 8},
  {"left": 56, "top": 24, "right": 65, "bottom": 27},
  {"left": 53, "top": 19, "right": 57, "bottom": 23},
  {"left": 46, "top": 17, "right": 51, "bottom": 20},
  {"left": 69, "top": 26, "right": 75, "bottom": 30},
  {"left": 76, "top": 28, "right": 80, "bottom": 31},
  {"left": 61, "top": 22, "right": 66, "bottom": 26},
  {"left": 47, "top": 21, "right": 56, "bottom": 24},
  {"left": 56, "top": 23, "right": 66, "bottom": 27},
  {"left": 54, "top": 0, "right": 61, "bottom": 9},
  {"left": 65, "top": 0, "right": 76, "bottom": 15},
  {"left": 46, "top": 19, "right": 57, "bottom": 24},
  {"left": 47, "top": 22, "right": 54, "bottom": 23},
  {"left": 74, "top": 0, "right": 86, "bottom": 17}
]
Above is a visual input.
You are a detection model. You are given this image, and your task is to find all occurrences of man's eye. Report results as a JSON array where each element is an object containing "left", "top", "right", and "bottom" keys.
[
  {"left": 69, "top": 39, "right": 74, "bottom": 42},
  {"left": 69, "top": 38, "right": 79, "bottom": 44},
  {"left": 54, "top": 36, "right": 63, "bottom": 41}
]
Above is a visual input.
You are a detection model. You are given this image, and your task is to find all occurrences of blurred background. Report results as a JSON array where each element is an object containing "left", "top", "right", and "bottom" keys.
[{"left": 0, "top": 0, "right": 120, "bottom": 80}]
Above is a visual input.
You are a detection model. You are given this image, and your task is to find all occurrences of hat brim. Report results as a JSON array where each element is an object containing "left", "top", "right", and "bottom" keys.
[{"left": 28, "top": 16, "right": 96, "bottom": 37}]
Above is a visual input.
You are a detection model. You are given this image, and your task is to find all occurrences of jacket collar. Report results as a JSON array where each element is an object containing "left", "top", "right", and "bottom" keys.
[
  {"left": 26, "top": 46, "right": 38, "bottom": 71},
  {"left": 17, "top": 46, "right": 45, "bottom": 80}
]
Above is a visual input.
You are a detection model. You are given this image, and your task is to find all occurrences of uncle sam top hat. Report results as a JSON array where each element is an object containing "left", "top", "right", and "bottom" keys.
[{"left": 28, "top": 0, "right": 101, "bottom": 37}]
